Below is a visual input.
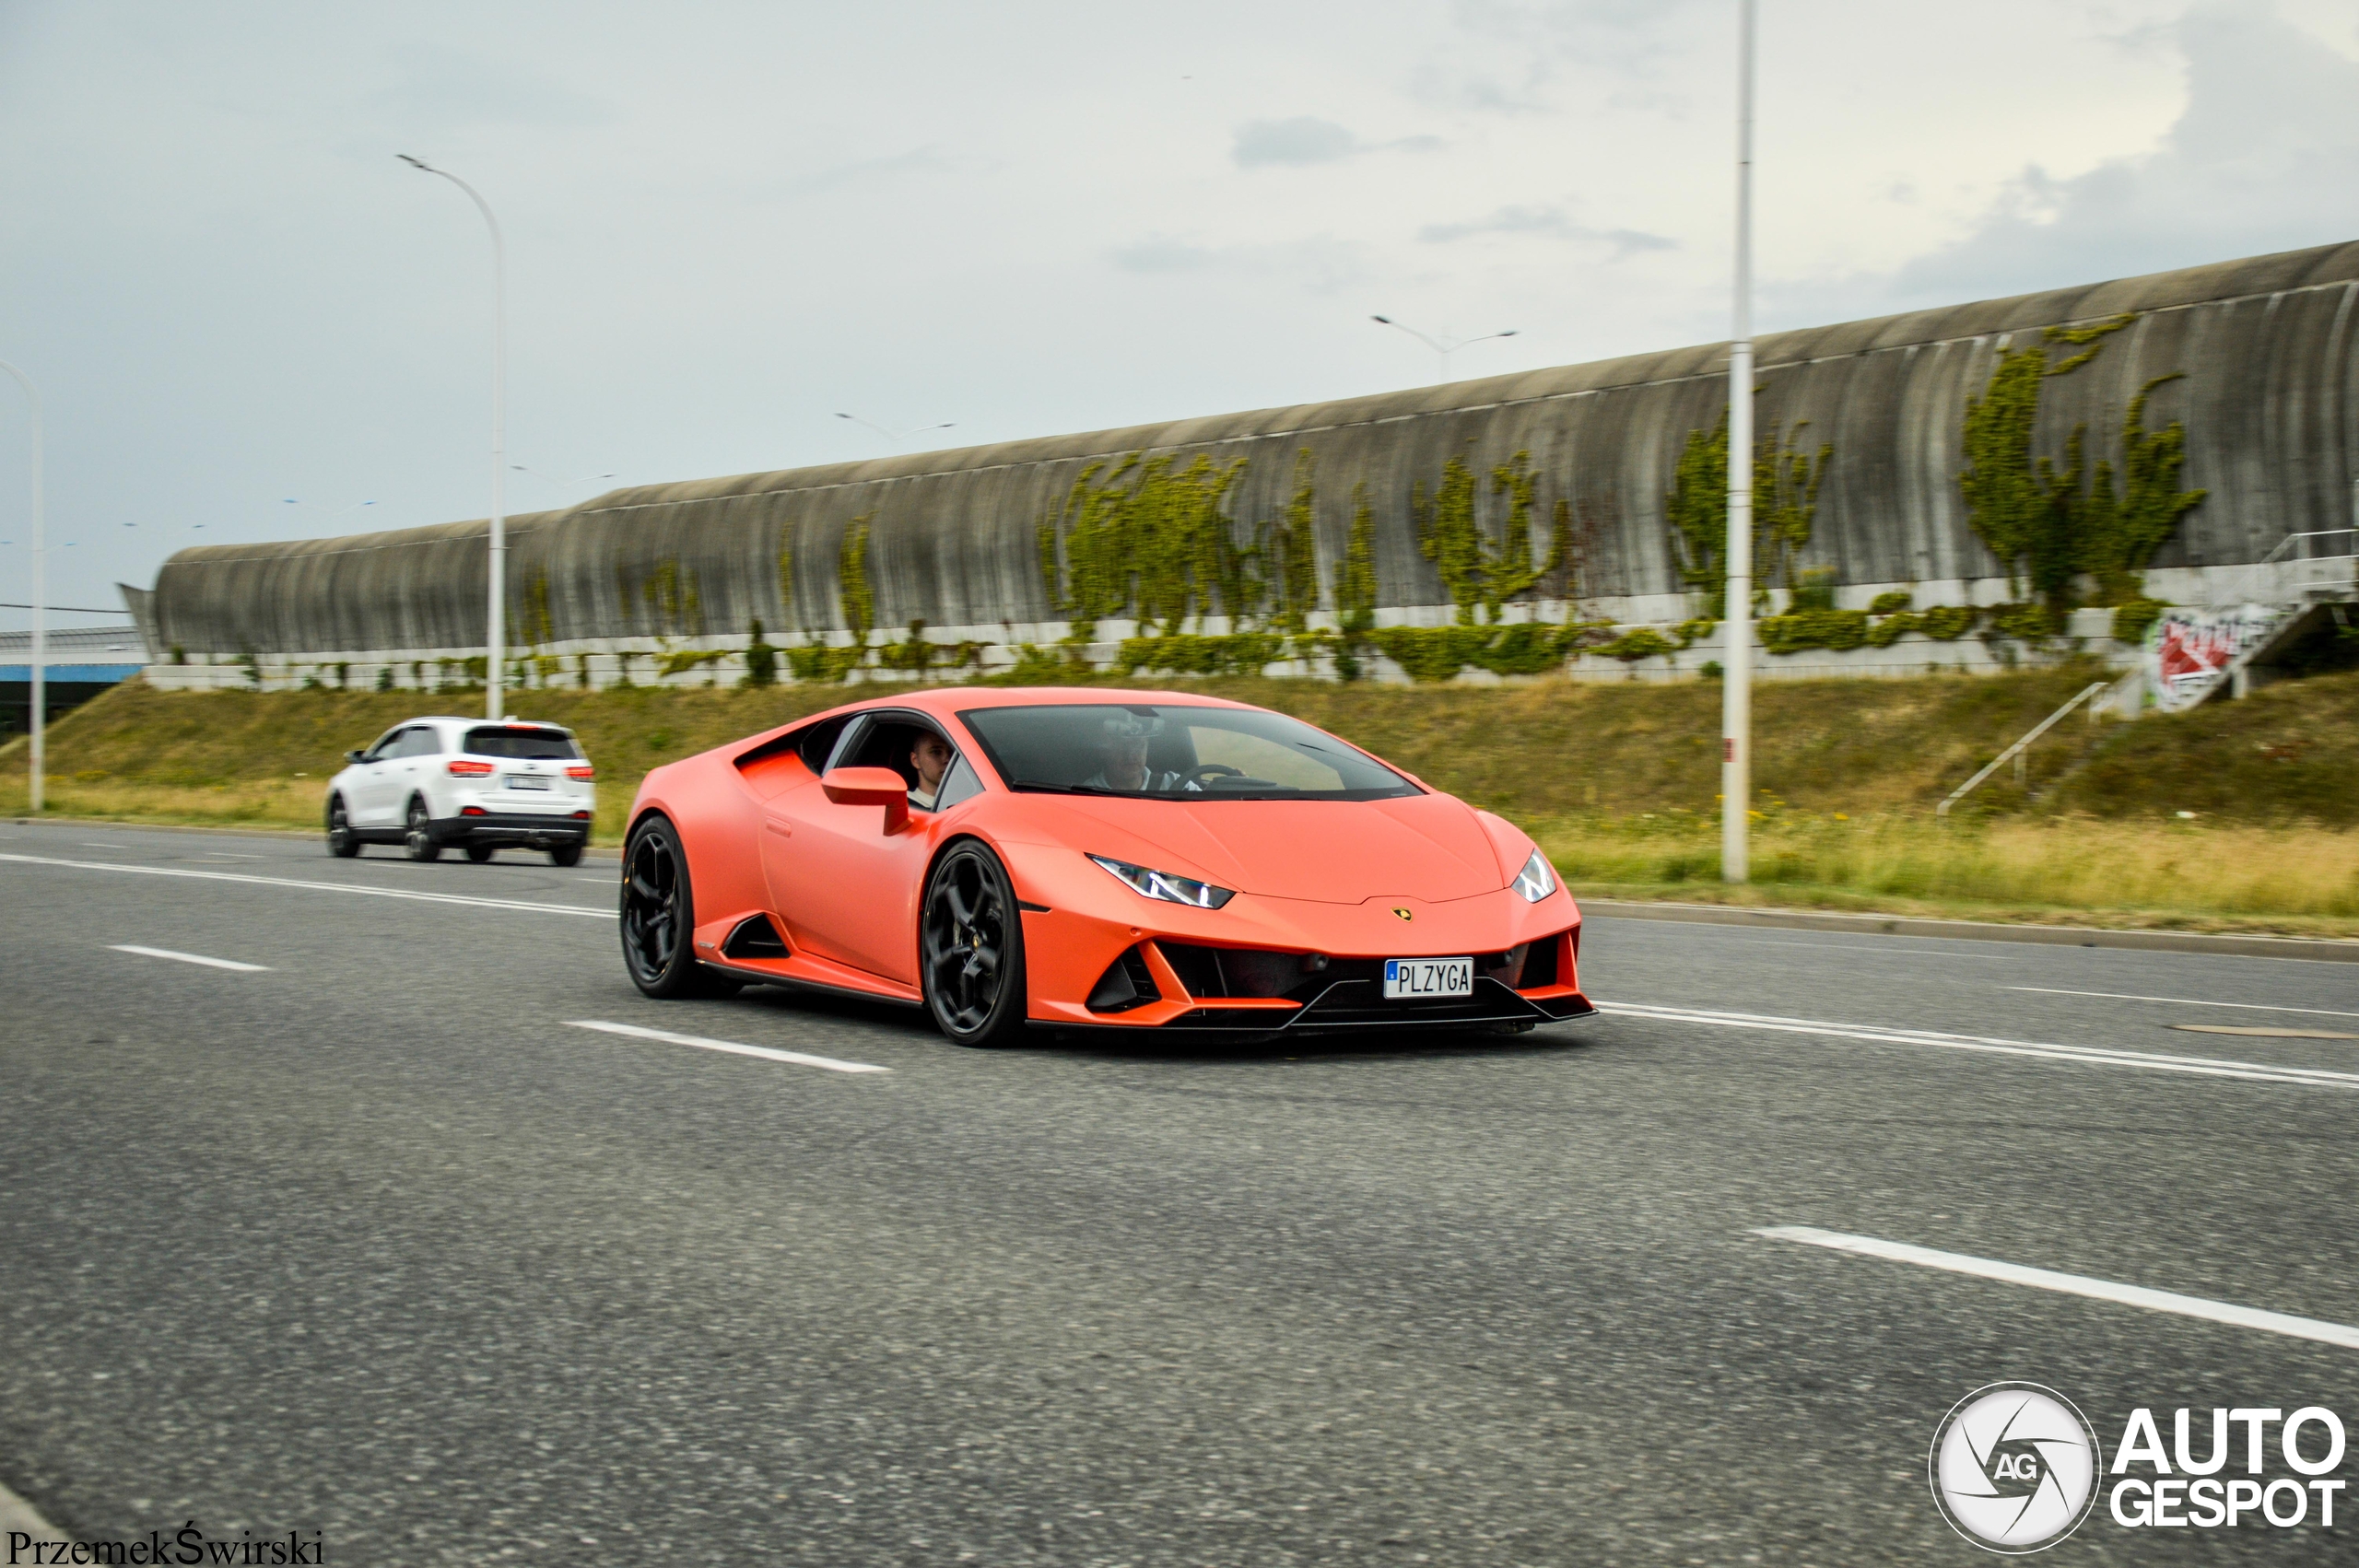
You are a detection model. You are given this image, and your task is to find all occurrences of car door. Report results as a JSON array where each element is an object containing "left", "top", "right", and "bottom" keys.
[
  {"left": 346, "top": 728, "right": 406, "bottom": 825},
  {"left": 762, "top": 714, "right": 968, "bottom": 985},
  {"left": 383, "top": 726, "right": 439, "bottom": 818}
]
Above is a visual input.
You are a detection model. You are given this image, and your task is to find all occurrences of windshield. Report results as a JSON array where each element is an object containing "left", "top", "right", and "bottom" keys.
[
  {"left": 958, "top": 704, "right": 1418, "bottom": 801},
  {"left": 464, "top": 726, "right": 581, "bottom": 760}
]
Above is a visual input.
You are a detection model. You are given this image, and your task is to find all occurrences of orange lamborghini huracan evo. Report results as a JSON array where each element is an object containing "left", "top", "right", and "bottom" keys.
[{"left": 618, "top": 687, "right": 1593, "bottom": 1047}]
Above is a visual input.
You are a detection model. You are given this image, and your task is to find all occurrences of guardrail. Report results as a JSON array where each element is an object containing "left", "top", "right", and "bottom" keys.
[
  {"left": 1936, "top": 682, "right": 2111, "bottom": 818},
  {"left": 2217, "top": 527, "right": 2357, "bottom": 608}
]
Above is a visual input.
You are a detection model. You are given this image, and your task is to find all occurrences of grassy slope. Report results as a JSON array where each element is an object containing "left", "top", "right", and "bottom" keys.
[{"left": 6, "top": 669, "right": 2358, "bottom": 931}]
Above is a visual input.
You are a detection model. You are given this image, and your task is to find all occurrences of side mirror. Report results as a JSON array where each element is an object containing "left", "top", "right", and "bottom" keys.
[
  {"left": 821, "top": 766, "right": 911, "bottom": 833},
  {"left": 345, "top": 750, "right": 367, "bottom": 765}
]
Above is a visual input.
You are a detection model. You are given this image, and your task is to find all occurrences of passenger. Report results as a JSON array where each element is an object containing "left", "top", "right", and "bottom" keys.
[
  {"left": 1080, "top": 715, "right": 1193, "bottom": 792},
  {"left": 909, "top": 731, "right": 955, "bottom": 809}
]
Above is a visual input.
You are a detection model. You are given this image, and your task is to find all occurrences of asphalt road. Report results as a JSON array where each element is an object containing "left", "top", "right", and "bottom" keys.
[{"left": 3, "top": 819, "right": 2355, "bottom": 1566}]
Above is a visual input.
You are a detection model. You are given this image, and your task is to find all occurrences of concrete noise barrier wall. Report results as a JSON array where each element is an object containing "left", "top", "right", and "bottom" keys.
[{"left": 137, "top": 240, "right": 2359, "bottom": 683}]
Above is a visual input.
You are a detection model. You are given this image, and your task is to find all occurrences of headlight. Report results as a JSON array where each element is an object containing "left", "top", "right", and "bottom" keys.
[
  {"left": 1511, "top": 847, "right": 1557, "bottom": 902},
  {"left": 1088, "top": 854, "right": 1237, "bottom": 909}
]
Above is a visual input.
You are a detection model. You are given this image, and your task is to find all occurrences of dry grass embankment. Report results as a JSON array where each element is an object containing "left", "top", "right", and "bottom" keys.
[{"left": 6, "top": 667, "right": 2357, "bottom": 934}]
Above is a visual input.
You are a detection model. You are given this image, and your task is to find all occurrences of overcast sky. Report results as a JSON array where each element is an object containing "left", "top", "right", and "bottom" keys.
[{"left": 2, "top": 0, "right": 2355, "bottom": 627}]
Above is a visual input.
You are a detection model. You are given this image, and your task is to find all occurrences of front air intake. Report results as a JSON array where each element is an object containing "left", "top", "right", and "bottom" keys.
[{"left": 1086, "top": 946, "right": 1161, "bottom": 1012}]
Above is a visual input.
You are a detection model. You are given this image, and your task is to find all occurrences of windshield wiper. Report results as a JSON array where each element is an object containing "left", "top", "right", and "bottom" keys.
[{"left": 1012, "top": 780, "right": 1132, "bottom": 795}]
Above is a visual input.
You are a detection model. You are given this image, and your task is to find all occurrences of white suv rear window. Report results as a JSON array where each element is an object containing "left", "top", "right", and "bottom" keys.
[{"left": 464, "top": 727, "right": 581, "bottom": 760}]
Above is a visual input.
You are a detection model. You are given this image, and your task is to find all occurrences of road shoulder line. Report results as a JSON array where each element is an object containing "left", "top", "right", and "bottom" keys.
[
  {"left": 567, "top": 1020, "right": 891, "bottom": 1074},
  {"left": 1755, "top": 1225, "right": 2359, "bottom": 1351},
  {"left": 1580, "top": 897, "right": 2359, "bottom": 964}
]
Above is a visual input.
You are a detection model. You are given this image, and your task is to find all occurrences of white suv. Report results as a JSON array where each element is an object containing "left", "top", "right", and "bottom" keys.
[{"left": 326, "top": 716, "right": 596, "bottom": 865}]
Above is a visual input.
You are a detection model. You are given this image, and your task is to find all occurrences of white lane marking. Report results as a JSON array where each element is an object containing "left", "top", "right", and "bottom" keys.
[
  {"left": 2011, "top": 985, "right": 2359, "bottom": 1021},
  {"left": 567, "top": 1020, "right": 889, "bottom": 1074},
  {"left": 0, "top": 852, "right": 615, "bottom": 919},
  {"left": 1755, "top": 1225, "right": 2359, "bottom": 1352},
  {"left": 1596, "top": 1000, "right": 2359, "bottom": 1090},
  {"left": 109, "top": 943, "right": 271, "bottom": 973},
  {"left": 1719, "top": 938, "right": 2015, "bottom": 958}
]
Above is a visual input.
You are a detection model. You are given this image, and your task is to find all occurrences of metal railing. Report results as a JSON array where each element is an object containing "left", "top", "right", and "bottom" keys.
[
  {"left": 1936, "top": 682, "right": 2111, "bottom": 817},
  {"left": 2217, "top": 528, "right": 2357, "bottom": 608}
]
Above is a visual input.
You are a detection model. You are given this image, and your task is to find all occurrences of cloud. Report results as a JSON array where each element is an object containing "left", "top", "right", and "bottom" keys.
[
  {"left": 1109, "top": 237, "right": 1218, "bottom": 273},
  {"left": 1418, "top": 204, "right": 1675, "bottom": 257},
  {"left": 1232, "top": 116, "right": 1362, "bottom": 167},
  {"left": 369, "top": 42, "right": 615, "bottom": 128},
  {"left": 1891, "top": 5, "right": 2359, "bottom": 301}
]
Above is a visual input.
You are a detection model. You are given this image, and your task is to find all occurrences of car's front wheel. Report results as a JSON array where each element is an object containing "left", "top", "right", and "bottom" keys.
[
  {"left": 404, "top": 798, "right": 441, "bottom": 862},
  {"left": 548, "top": 842, "right": 583, "bottom": 868},
  {"left": 325, "top": 796, "right": 359, "bottom": 859},
  {"left": 464, "top": 843, "right": 495, "bottom": 863},
  {"left": 620, "top": 814, "right": 739, "bottom": 999},
  {"left": 921, "top": 842, "right": 1027, "bottom": 1047}
]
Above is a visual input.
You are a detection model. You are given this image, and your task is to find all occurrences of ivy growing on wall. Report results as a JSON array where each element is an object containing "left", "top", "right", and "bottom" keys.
[
  {"left": 1036, "top": 452, "right": 1254, "bottom": 644},
  {"left": 1412, "top": 451, "right": 1567, "bottom": 626},
  {"left": 1959, "top": 313, "right": 2206, "bottom": 615},
  {"left": 838, "top": 511, "right": 877, "bottom": 646},
  {"left": 1332, "top": 484, "right": 1380, "bottom": 680},
  {"left": 1664, "top": 414, "right": 1832, "bottom": 616}
]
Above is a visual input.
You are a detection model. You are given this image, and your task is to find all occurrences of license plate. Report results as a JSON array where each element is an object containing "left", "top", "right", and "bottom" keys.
[
  {"left": 1383, "top": 957, "right": 1473, "bottom": 999},
  {"left": 507, "top": 775, "right": 552, "bottom": 790}
]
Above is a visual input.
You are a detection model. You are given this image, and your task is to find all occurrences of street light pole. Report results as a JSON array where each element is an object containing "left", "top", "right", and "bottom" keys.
[
  {"left": 1721, "top": 0, "right": 1756, "bottom": 883},
  {"left": 400, "top": 155, "right": 507, "bottom": 721},
  {"left": 1369, "top": 317, "right": 1517, "bottom": 384},
  {"left": 833, "top": 414, "right": 955, "bottom": 445},
  {"left": 0, "top": 358, "right": 42, "bottom": 814}
]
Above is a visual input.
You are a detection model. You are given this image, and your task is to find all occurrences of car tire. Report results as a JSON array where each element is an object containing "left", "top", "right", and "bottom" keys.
[
  {"left": 404, "top": 798, "right": 442, "bottom": 862},
  {"left": 325, "top": 796, "right": 360, "bottom": 859},
  {"left": 619, "top": 814, "right": 739, "bottom": 1000},
  {"left": 465, "top": 843, "right": 496, "bottom": 863},
  {"left": 921, "top": 840, "right": 1028, "bottom": 1047},
  {"left": 548, "top": 842, "right": 584, "bottom": 868}
]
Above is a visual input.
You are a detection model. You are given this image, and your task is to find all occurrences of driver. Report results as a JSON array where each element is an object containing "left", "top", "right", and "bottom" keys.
[
  {"left": 909, "top": 731, "right": 955, "bottom": 809},
  {"left": 1080, "top": 714, "right": 1196, "bottom": 793}
]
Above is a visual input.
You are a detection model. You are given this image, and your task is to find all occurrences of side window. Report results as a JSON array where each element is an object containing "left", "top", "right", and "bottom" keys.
[
  {"left": 933, "top": 753, "right": 984, "bottom": 811},
  {"left": 797, "top": 716, "right": 852, "bottom": 775},
  {"left": 399, "top": 727, "right": 441, "bottom": 759},
  {"left": 365, "top": 729, "right": 404, "bottom": 762}
]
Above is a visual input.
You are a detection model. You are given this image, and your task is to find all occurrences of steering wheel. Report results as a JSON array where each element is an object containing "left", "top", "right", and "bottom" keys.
[{"left": 1186, "top": 764, "right": 1244, "bottom": 787}]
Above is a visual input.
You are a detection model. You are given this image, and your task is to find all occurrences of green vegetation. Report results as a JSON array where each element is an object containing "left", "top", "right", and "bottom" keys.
[
  {"left": 1665, "top": 415, "right": 1832, "bottom": 616},
  {"left": 10, "top": 668, "right": 2359, "bottom": 934},
  {"left": 1960, "top": 314, "right": 2206, "bottom": 614}
]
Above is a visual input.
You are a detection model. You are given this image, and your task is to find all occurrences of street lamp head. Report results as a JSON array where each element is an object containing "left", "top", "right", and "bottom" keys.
[
  {"left": 396, "top": 153, "right": 431, "bottom": 171},
  {"left": 1500, "top": 330, "right": 1519, "bottom": 338},
  {"left": 1371, "top": 315, "right": 1392, "bottom": 324}
]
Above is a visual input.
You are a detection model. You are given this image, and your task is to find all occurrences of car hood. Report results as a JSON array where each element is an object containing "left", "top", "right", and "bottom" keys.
[{"left": 1036, "top": 791, "right": 1510, "bottom": 905}]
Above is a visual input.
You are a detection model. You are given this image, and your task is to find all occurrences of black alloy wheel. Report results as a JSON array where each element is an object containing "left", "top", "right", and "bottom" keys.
[
  {"left": 325, "top": 796, "right": 359, "bottom": 858},
  {"left": 921, "top": 842, "right": 1027, "bottom": 1047},
  {"left": 548, "top": 842, "right": 583, "bottom": 868},
  {"left": 404, "top": 798, "right": 442, "bottom": 862},
  {"left": 620, "top": 815, "right": 739, "bottom": 1000}
]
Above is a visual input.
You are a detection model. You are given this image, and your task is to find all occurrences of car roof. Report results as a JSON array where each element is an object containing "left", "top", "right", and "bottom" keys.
[{"left": 826, "top": 686, "right": 1261, "bottom": 721}]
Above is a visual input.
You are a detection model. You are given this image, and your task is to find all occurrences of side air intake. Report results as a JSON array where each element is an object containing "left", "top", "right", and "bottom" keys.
[{"left": 721, "top": 915, "right": 792, "bottom": 960}]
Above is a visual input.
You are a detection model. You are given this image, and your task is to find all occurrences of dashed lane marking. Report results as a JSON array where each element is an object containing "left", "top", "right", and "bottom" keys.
[
  {"left": 0, "top": 852, "right": 615, "bottom": 919},
  {"left": 1755, "top": 1225, "right": 2359, "bottom": 1352},
  {"left": 2010, "top": 985, "right": 2359, "bottom": 1020},
  {"left": 567, "top": 1020, "right": 890, "bottom": 1074},
  {"left": 110, "top": 944, "right": 270, "bottom": 973},
  {"left": 1596, "top": 1000, "right": 2359, "bottom": 1090}
]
